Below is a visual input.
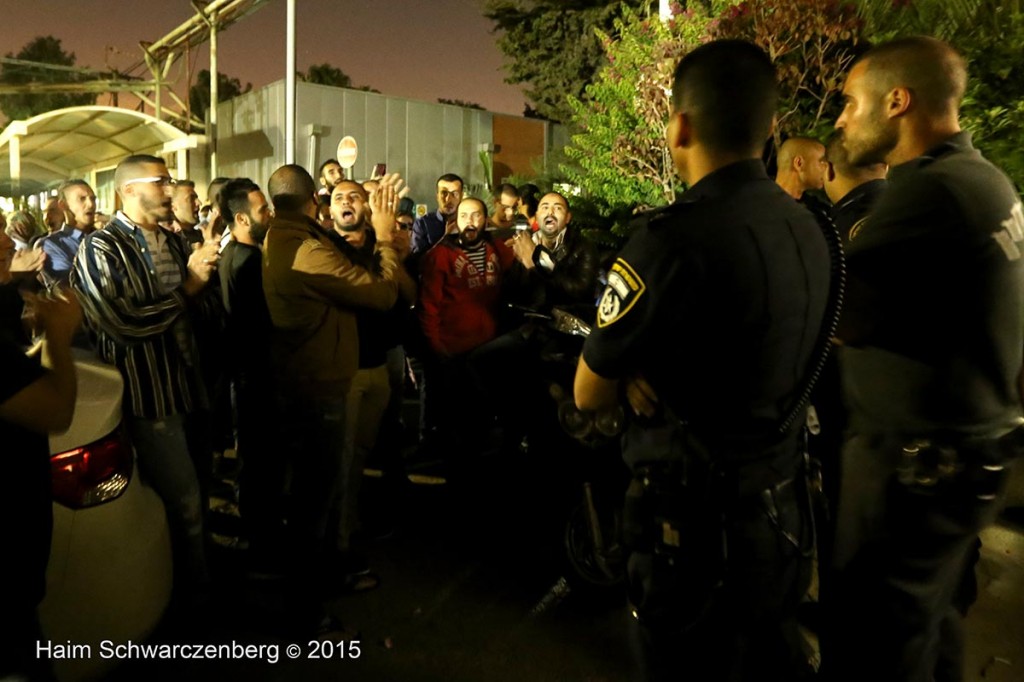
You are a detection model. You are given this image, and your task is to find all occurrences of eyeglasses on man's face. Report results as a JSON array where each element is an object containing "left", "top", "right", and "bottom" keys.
[{"left": 123, "top": 176, "right": 178, "bottom": 189}]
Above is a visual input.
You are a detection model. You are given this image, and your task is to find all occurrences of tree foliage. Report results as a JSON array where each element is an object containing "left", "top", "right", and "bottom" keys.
[
  {"left": 711, "top": 0, "right": 863, "bottom": 145},
  {"left": 302, "top": 63, "right": 354, "bottom": 88},
  {"left": 853, "top": 0, "right": 1024, "bottom": 192},
  {"left": 0, "top": 36, "right": 95, "bottom": 122},
  {"left": 188, "top": 69, "right": 252, "bottom": 121},
  {"left": 560, "top": 0, "right": 1024, "bottom": 241},
  {"left": 438, "top": 98, "right": 486, "bottom": 110},
  {"left": 563, "top": 5, "right": 713, "bottom": 219},
  {"left": 484, "top": 0, "right": 645, "bottom": 123},
  {"left": 562, "top": 0, "right": 869, "bottom": 236},
  {"left": 299, "top": 63, "right": 379, "bottom": 93}
]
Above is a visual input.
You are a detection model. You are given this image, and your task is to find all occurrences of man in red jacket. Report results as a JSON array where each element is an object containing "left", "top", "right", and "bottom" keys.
[
  {"left": 416, "top": 197, "right": 516, "bottom": 462},
  {"left": 418, "top": 197, "right": 515, "bottom": 356}
]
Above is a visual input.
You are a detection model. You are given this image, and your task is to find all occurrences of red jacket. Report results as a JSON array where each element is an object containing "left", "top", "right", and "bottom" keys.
[{"left": 417, "top": 235, "right": 516, "bottom": 356}]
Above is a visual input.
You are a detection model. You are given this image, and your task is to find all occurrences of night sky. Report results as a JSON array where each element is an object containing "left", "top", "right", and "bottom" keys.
[{"left": 0, "top": 0, "right": 527, "bottom": 117}]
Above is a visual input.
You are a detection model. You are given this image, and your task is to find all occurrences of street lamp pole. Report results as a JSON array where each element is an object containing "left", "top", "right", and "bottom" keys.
[{"left": 285, "top": 0, "right": 296, "bottom": 164}]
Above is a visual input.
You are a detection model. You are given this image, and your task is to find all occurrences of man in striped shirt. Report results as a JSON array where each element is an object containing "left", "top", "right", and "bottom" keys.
[{"left": 70, "top": 154, "right": 221, "bottom": 596}]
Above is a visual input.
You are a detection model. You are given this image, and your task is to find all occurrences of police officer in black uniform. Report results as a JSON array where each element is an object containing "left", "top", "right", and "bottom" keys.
[
  {"left": 830, "top": 37, "right": 1024, "bottom": 682},
  {"left": 575, "top": 40, "right": 833, "bottom": 681},
  {"left": 823, "top": 134, "right": 888, "bottom": 246},
  {"left": 808, "top": 132, "right": 888, "bottom": 661}
]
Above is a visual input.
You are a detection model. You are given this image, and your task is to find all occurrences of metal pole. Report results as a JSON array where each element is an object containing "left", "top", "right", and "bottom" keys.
[
  {"left": 9, "top": 131, "right": 21, "bottom": 197},
  {"left": 210, "top": 13, "right": 219, "bottom": 178},
  {"left": 154, "top": 69, "right": 162, "bottom": 120},
  {"left": 285, "top": 0, "right": 296, "bottom": 164}
]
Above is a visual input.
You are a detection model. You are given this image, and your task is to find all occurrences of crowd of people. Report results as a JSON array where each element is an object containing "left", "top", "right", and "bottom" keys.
[
  {"left": 2, "top": 31, "right": 1022, "bottom": 682},
  {"left": 1, "top": 137, "right": 600, "bottom": 668}
]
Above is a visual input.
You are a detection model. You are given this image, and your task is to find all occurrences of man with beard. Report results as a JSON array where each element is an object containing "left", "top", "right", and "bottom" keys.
[
  {"left": 262, "top": 165, "right": 403, "bottom": 636},
  {"left": 327, "top": 179, "right": 415, "bottom": 586},
  {"left": 216, "top": 177, "right": 279, "bottom": 563},
  {"left": 71, "top": 154, "right": 221, "bottom": 601},
  {"left": 417, "top": 197, "right": 516, "bottom": 461},
  {"left": 419, "top": 196, "right": 515, "bottom": 359},
  {"left": 829, "top": 37, "right": 1024, "bottom": 681},
  {"left": 40, "top": 179, "right": 97, "bottom": 284},
  {"left": 317, "top": 158, "right": 345, "bottom": 197},
  {"left": 509, "top": 191, "right": 598, "bottom": 309},
  {"left": 471, "top": 191, "right": 599, "bottom": 443},
  {"left": 411, "top": 173, "right": 463, "bottom": 255}
]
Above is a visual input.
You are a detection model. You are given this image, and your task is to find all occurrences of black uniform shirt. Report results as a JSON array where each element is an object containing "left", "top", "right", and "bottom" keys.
[
  {"left": 832, "top": 178, "right": 887, "bottom": 246},
  {"left": 583, "top": 160, "right": 830, "bottom": 474},
  {"left": 840, "top": 132, "right": 1024, "bottom": 436}
]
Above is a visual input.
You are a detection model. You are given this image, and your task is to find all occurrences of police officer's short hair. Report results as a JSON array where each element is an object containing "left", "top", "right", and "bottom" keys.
[
  {"left": 856, "top": 37, "right": 967, "bottom": 117},
  {"left": 671, "top": 40, "right": 778, "bottom": 156}
]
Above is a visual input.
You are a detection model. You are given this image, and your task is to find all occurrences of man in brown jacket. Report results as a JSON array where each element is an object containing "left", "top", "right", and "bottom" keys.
[{"left": 262, "top": 164, "right": 405, "bottom": 636}]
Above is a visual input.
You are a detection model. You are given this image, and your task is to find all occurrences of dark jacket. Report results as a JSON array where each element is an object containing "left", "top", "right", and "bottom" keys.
[
  {"left": 522, "top": 227, "right": 599, "bottom": 310},
  {"left": 262, "top": 211, "right": 401, "bottom": 397}
]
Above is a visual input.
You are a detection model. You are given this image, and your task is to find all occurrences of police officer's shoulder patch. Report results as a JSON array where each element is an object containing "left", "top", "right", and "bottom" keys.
[
  {"left": 848, "top": 216, "right": 867, "bottom": 242},
  {"left": 597, "top": 258, "right": 646, "bottom": 328}
]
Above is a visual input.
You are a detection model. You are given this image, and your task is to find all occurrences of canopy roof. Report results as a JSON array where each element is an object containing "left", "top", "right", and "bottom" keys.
[{"left": 0, "top": 105, "right": 187, "bottom": 195}]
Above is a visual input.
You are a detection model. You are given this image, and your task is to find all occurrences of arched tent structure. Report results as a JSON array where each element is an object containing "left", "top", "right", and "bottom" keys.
[{"left": 0, "top": 105, "right": 205, "bottom": 200}]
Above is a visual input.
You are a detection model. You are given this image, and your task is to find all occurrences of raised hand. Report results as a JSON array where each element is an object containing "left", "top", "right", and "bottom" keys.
[
  {"left": 370, "top": 183, "right": 398, "bottom": 244},
  {"left": 377, "top": 172, "right": 410, "bottom": 201},
  {"left": 510, "top": 231, "right": 537, "bottom": 268}
]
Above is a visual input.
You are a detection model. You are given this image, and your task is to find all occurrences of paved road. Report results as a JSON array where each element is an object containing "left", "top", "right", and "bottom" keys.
[
  {"left": 106, "top": 458, "right": 640, "bottom": 682},
  {"left": 102, "top": 452, "right": 1024, "bottom": 682}
]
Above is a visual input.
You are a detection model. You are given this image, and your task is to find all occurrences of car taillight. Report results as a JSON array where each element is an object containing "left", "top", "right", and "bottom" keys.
[{"left": 50, "top": 428, "right": 133, "bottom": 509}]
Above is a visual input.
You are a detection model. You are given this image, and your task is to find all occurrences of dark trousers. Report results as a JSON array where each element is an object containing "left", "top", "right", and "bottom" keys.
[
  {"left": 236, "top": 373, "right": 286, "bottom": 554},
  {"left": 828, "top": 434, "right": 1007, "bottom": 682},
  {"left": 275, "top": 393, "right": 347, "bottom": 568},
  {"left": 628, "top": 478, "right": 813, "bottom": 681},
  {"left": 418, "top": 351, "right": 490, "bottom": 459},
  {"left": 274, "top": 392, "right": 347, "bottom": 630}
]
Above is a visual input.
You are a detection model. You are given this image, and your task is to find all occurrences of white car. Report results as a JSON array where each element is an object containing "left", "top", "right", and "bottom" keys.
[{"left": 38, "top": 352, "right": 173, "bottom": 682}]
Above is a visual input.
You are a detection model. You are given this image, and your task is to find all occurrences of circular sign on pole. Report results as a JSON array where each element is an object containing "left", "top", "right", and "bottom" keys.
[{"left": 337, "top": 136, "right": 358, "bottom": 170}]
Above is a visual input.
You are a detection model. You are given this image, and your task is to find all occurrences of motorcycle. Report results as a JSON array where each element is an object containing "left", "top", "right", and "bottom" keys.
[{"left": 516, "top": 306, "right": 630, "bottom": 593}]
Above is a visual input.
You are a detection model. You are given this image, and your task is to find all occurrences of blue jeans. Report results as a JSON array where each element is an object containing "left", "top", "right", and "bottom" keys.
[{"left": 128, "top": 414, "right": 208, "bottom": 588}]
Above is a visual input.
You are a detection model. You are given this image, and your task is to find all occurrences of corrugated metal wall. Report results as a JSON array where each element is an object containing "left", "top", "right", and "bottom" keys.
[{"left": 216, "top": 80, "right": 497, "bottom": 206}]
